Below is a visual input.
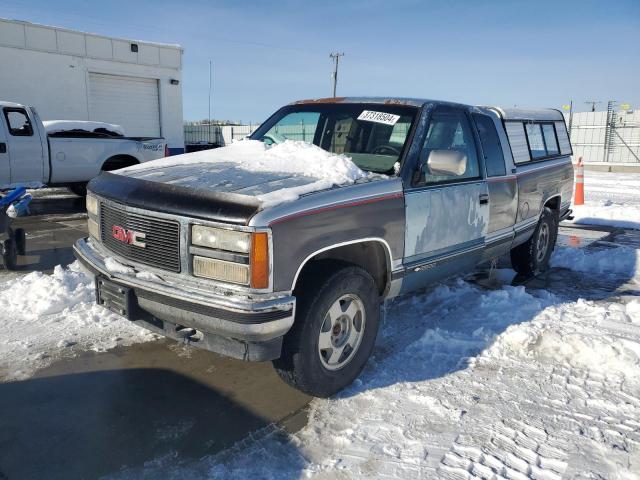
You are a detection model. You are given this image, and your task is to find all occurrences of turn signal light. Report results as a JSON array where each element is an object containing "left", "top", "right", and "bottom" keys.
[{"left": 250, "top": 232, "right": 269, "bottom": 289}]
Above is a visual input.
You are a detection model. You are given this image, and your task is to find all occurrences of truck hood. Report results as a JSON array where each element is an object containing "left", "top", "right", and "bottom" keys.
[
  {"left": 122, "top": 161, "right": 322, "bottom": 198},
  {"left": 90, "top": 140, "right": 383, "bottom": 225}
]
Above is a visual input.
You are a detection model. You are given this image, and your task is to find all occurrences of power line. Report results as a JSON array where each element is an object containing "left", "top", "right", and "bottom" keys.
[{"left": 330, "top": 52, "right": 345, "bottom": 98}]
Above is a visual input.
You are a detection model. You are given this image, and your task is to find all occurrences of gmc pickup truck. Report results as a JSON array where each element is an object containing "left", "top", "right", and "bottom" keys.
[
  {"left": 0, "top": 101, "right": 166, "bottom": 194},
  {"left": 74, "top": 98, "right": 573, "bottom": 397}
]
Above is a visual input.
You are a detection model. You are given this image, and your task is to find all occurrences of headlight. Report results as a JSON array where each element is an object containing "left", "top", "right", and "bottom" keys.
[
  {"left": 190, "top": 228, "right": 270, "bottom": 288},
  {"left": 191, "top": 225, "right": 250, "bottom": 253},
  {"left": 86, "top": 195, "right": 98, "bottom": 216},
  {"left": 87, "top": 218, "right": 99, "bottom": 239},
  {"left": 193, "top": 256, "right": 249, "bottom": 284}
]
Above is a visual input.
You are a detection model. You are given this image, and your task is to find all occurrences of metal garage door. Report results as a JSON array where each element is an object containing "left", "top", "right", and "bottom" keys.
[{"left": 88, "top": 73, "right": 160, "bottom": 137}]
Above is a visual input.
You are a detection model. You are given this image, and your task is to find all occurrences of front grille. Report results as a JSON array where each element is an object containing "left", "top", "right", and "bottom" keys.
[{"left": 100, "top": 203, "right": 181, "bottom": 273}]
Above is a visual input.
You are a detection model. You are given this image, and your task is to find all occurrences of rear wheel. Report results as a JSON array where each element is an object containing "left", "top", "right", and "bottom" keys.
[
  {"left": 273, "top": 263, "right": 380, "bottom": 397},
  {"left": 2, "top": 238, "right": 17, "bottom": 270},
  {"left": 14, "top": 228, "right": 26, "bottom": 256},
  {"left": 510, "top": 207, "right": 558, "bottom": 276}
]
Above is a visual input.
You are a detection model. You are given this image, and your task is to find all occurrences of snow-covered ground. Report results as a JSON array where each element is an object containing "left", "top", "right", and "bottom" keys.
[
  {"left": 110, "top": 263, "right": 640, "bottom": 479},
  {"left": 569, "top": 170, "right": 640, "bottom": 230},
  {"left": 0, "top": 262, "right": 156, "bottom": 380}
]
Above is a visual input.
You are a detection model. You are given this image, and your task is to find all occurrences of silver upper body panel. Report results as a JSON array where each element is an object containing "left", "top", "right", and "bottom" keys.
[{"left": 249, "top": 176, "right": 403, "bottom": 227}]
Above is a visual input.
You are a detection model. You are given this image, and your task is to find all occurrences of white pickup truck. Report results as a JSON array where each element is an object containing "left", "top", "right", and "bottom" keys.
[{"left": 0, "top": 101, "right": 166, "bottom": 195}]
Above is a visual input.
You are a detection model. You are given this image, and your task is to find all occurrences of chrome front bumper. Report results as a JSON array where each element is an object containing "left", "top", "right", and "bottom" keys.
[{"left": 73, "top": 238, "right": 295, "bottom": 360}]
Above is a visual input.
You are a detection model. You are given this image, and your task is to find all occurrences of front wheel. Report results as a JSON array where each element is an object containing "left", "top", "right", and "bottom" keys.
[
  {"left": 273, "top": 264, "right": 380, "bottom": 397},
  {"left": 68, "top": 183, "right": 87, "bottom": 197},
  {"left": 510, "top": 207, "right": 558, "bottom": 276}
]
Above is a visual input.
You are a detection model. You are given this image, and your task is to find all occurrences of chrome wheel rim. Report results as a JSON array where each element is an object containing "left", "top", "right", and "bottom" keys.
[
  {"left": 536, "top": 222, "right": 550, "bottom": 263},
  {"left": 317, "top": 294, "right": 366, "bottom": 371}
]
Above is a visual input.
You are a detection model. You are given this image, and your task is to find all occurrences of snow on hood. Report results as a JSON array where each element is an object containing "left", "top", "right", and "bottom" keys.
[
  {"left": 43, "top": 120, "right": 125, "bottom": 136},
  {"left": 118, "top": 140, "right": 378, "bottom": 207}
]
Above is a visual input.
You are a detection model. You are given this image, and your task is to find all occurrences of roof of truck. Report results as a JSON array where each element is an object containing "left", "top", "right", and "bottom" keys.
[
  {"left": 290, "top": 97, "right": 564, "bottom": 122},
  {"left": 0, "top": 100, "right": 27, "bottom": 109},
  {"left": 290, "top": 97, "right": 436, "bottom": 108}
]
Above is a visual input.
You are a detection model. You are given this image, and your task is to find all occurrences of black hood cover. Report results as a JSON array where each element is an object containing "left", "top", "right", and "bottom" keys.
[{"left": 88, "top": 172, "right": 262, "bottom": 225}]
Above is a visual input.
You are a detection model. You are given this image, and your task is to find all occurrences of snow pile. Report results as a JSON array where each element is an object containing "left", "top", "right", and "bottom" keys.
[
  {"left": 0, "top": 262, "right": 156, "bottom": 379},
  {"left": 482, "top": 298, "right": 640, "bottom": 378},
  {"left": 551, "top": 244, "right": 640, "bottom": 278},
  {"left": 120, "top": 140, "right": 374, "bottom": 206},
  {"left": 43, "top": 120, "right": 125, "bottom": 136},
  {"left": 570, "top": 170, "right": 640, "bottom": 230}
]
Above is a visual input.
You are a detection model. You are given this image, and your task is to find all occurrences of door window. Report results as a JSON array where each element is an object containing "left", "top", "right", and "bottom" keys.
[
  {"left": 473, "top": 113, "right": 506, "bottom": 177},
  {"left": 417, "top": 109, "right": 480, "bottom": 185},
  {"left": 3, "top": 109, "right": 33, "bottom": 136},
  {"left": 263, "top": 111, "right": 320, "bottom": 145}
]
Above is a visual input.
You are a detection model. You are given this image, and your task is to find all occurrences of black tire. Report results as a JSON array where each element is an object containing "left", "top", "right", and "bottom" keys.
[
  {"left": 2, "top": 238, "right": 17, "bottom": 270},
  {"left": 14, "top": 228, "right": 26, "bottom": 256},
  {"left": 510, "top": 207, "right": 558, "bottom": 276},
  {"left": 273, "top": 262, "right": 380, "bottom": 397},
  {"left": 68, "top": 183, "right": 88, "bottom": 197}
]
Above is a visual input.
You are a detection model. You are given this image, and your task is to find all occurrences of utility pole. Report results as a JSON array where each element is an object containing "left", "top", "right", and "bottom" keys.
[
  {"left": 208, "top": 60, "right": 212, "bottom": 144},
  {"left": 585, "top": 100, "right": 602, "bottom": 112},
  {"left": 330, "top": 52, "right": 344, "bottom": 98}
]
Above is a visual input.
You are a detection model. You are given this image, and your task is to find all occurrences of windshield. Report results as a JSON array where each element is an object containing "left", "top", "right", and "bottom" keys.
[{"left": 250, "top": 103, "right": 418, "bottom": 174}]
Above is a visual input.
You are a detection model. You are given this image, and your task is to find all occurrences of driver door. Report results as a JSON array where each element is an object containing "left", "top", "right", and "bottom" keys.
[
  {"left": 0, "top": 114, "right": 9, "bottom": 186},
  {"left": 401, "top": 106, "right": 489, "bottom": 292}
]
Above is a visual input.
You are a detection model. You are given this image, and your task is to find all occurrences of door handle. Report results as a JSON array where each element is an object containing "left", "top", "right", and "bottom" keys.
[
  {"left": 0, "top": 142, "right": 6, "bottom": 154},
  {"left": 479, "top": 193, "right": 489, "bottom": 205}
]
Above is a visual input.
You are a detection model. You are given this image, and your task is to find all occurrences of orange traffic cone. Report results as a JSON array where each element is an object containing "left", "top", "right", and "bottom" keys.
[{"left": 574, "top": 157, "right": 584, "bottom": 206}]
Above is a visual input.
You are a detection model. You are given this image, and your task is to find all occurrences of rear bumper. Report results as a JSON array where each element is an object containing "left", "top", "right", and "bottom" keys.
[{"left": 73, "top": 237, "right": 295, "bottom": 361}]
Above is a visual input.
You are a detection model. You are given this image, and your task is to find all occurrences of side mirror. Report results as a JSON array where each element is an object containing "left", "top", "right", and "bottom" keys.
[{"left": 426, "top": 150, "right": 467, "bottom": 176}]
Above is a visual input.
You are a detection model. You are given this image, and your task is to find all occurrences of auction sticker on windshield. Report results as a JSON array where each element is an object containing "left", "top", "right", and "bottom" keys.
[{"left": 357, "top": 110, "right": 400, "bottom": 126}]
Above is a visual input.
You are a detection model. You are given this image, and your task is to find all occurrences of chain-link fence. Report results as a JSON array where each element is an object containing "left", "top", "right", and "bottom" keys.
[{"left": 184, "top": 124, "right": 257, "bottom": 147}]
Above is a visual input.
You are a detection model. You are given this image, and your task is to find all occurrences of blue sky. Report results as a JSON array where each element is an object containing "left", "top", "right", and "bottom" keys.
[{"left": 1, "top": 0, "right": 638, "bottom": 123}]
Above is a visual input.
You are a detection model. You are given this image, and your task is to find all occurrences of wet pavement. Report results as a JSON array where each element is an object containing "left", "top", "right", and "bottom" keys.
[
  {"left": 6, "top": 188, "right": 87, "bottom": 274},
  {"left": 0, "top": 190, "right": 310, "bottom": 480},
  {"left": 0, "top": 342, "right": 310, "bottom": 480},
  {"left": 0, "top": 191, "right": 638, "bottom": 479}
]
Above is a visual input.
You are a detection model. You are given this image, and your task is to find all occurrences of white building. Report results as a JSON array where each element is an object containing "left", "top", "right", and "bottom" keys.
[{"left": 0, "top": 18, "right": 184, "bottom": 153}]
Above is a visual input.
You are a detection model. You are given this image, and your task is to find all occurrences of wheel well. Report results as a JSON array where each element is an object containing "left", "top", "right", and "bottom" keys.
[
  {"left": 544, "top": 196, "right": 560, "bottom": 212},
  {"left": 293, "top": 241, "right": 390, "bottom": 297},
  {"left": 101, "top": 155, "right": 139, "bottom": 171}
]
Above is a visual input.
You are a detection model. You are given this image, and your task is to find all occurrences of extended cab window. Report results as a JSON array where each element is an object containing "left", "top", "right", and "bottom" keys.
[
  {"left": 542, "top": 123, "right": 559, "bottom": 155},
  {"left": 473, "top": 113, "right": 506, "bottom": 177},
  {"left": 417, "top": 109, "right": 480, "bottom": 185},
  {"left": 251, "top": 104, "right": 417, "bottom": 174},
  {"left": 525, "top": 122, "right": 561, "bottom": 160},
  {"left": 3, "top": 108, "right": 33, "bottom": 136},
  {"left": 525, "top": 123, "right": 546, "bottom": 159}
]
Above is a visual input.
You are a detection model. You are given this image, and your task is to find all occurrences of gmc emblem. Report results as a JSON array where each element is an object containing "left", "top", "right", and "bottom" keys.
[{"left": 112, "top": 225, "right": 146, "bottom": 248}]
